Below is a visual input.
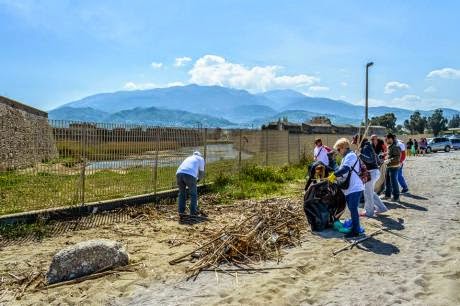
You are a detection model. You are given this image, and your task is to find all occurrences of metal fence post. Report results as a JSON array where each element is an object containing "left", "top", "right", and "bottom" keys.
[
  {"left": 265, "top": 129, "right": 269, "bottom": 166},
  {"left": 80, "top": 125, "right": 87, "bottom": 205},
  {"left": 153, "top": 128, "right": 159, "bottom": 197},
  {"left": 203, "top": 128, "right": 208, "bottom": 183},
  {"left": 238, "top": 129, "right": 242, "bottom": 171}
]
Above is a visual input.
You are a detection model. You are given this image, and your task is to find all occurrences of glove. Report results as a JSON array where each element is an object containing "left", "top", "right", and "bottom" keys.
[{"left": 327, "top": 173, "right": 336, "bottom": 183}]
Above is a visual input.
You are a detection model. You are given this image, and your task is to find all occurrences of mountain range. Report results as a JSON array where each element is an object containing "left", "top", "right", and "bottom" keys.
[{"left": 49, "top": 84, "right": 460, "bottom": 128}]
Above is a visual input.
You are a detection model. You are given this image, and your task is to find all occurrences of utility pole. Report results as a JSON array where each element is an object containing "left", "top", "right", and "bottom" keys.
[{"left": 365, "top": 61, "right": 374, "bottom": 130}]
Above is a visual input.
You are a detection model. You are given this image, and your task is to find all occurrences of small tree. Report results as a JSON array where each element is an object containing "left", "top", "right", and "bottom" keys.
[
  {"left": 404, "top": 111, "right": 427, "bottom": 134},
  {"left": 370, "top": 113, "right": 397, "bottom": 133},
  {"left": 448, "top": 114, "right": 460, "bottom": 128},
  {"left": 428, "top": 109, "right": 448, "bottom": 136}
]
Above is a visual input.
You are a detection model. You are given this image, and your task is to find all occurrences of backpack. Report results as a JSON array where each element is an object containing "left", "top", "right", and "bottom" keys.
[{"left": 356, "top": 159, "right": 371, "bottom": 184}]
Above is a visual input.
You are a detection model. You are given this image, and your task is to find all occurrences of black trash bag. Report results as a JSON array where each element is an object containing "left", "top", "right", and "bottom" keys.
[{"left": 303, "top": 180, "right": 346, "bottom": 231}]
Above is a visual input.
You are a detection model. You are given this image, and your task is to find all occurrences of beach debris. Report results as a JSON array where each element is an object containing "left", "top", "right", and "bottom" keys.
[
  {"left": 46, "top": 239, "right": 129, "bottom": 284},
  {"left": 332, "top": 229, "right": 383, "bottom": 255},
  {"left": 170, "top": 199, "right": 306, "bottom": 277}
]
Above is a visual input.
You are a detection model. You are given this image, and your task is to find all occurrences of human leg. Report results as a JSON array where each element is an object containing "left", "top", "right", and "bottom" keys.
[
  {"left": 183, "top": 174, "right": 198, "bottom": 215},
  {"left": 177, "top": 173, "right": 187, "bottom": 214},
  {"left": 345, "top": 191, "right": 362, "bottom": 235},
  {"left": 398, "top": 164, "right": 408, "bottom": 192}
]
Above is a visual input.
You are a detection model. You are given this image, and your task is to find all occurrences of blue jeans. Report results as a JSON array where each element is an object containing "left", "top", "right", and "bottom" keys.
[
  {"left": 397, "top": 164, "right": 408, "bottom": 191},
  {"left": 385, "top": 167, "right": 400, "bottom": 200},
  {"left": 176, "top": 173, "right": 198, "bottom": 215},
  {"left": 345, "top": 191, "right": 362, "bottom": 234}
]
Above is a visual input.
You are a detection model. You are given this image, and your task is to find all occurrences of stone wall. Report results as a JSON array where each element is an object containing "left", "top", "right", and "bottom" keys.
[{"left": 0, "top": 96, "right": 57, "bottom": 170}]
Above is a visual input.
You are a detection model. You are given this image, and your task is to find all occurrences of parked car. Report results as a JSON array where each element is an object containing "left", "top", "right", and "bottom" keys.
[
  {"left": 426, "top": 137, "right": 453, "bottom": 153},
  {"left": 449, "top": 137, "right": 460, "bottom": 150}
]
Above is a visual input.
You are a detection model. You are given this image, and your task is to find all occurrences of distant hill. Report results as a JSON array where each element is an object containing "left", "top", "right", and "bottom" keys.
[
  {"left": 49, "top": 106, "right": 110, "bottom": 122},
  {"left": 51, "top": 85, "right": 460, "bottom": 127},
  {"left": 63, "top": 84, "right": 274, "bottom": 116},
  {"left": 49, "top": 106, "right": 235, "bottom": 127}
]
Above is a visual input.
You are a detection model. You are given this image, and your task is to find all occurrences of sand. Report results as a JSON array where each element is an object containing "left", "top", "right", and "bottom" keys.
[{"left": 1, "top": 151, "right": 459, "bottom": 306}]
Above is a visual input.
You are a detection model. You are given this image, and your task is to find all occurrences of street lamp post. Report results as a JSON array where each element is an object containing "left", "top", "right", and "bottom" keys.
[{"left": 365, "top": 61, "right": 374, "bottom": 130}]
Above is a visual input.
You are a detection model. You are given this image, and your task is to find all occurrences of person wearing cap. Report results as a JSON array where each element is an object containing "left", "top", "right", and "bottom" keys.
[
  {"left": 176, "top": 151, "right": 205, "bottom": 218},
  {"left": 383, "top": 134, "right": 401, "bottom": 202}
]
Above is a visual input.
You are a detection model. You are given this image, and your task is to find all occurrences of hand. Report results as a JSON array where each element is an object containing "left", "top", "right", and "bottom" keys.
[
  {"left": 327, "top": 173, "right": 336, "bottom": 183},
  {"left": 383, "top": 159, "right": 391, "bottom": 165}
]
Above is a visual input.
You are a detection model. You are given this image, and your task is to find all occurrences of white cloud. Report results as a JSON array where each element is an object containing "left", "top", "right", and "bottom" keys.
[
  {"left": 340, "top": 82, "right": 348, "bottom": 87},
  {"left": 427, "top": 67, "right": 460, "bottom": 79},
  {"left": 308, "top": 85, "right": 330, "bottom": 92},
  {"left": 391, "top": 94, "right": 422, "bottom": 107},
  {"left": 384, "top": 81, "right": 410, "bottom": 94},
  {"left": 424, "top": 86, "right": 437, "bottom": 93},
  {"left": 174, "top": 56, "right": 192, "bottom": 67},
  {"left": 123, "top": 81, "right": 184, "bottom": 91},
  {"left": 188, "top": 54, "right": 319, "bottom": 92},
  {"left": 151, "top": 62, "right": 163, "bottom": 69}
]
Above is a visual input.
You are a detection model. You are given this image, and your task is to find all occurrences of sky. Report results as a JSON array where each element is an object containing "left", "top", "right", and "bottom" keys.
[{"left": 0, "top": 0, "right": 459, "bottom": 111}]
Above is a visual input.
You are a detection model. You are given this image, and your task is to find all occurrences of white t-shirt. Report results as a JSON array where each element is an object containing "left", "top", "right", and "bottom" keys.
[
  {"left": 397, "top": 140, "right": 406, "bottom": 151},
  {"left": 397, "top": 140, "right": 406, "bottom": 164},
  {"left": 314, "top": 146, "right": 329, "bottom": 166},
  {"left": 176, "top": 155, "right": 205, "bottom": 178},
  {"left": 338, "top": 151, "right": 364, "bottom": 196}
]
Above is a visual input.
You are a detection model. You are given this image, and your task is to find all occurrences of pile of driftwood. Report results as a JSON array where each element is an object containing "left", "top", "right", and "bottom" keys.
[{"left": 170, "top": 199, "right": 305, "bottom": 277}]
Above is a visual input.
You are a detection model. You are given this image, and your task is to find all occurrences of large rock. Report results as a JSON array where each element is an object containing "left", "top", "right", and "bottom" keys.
[{"left": 46, "top": 239, "right": 129, "bottom": 284}]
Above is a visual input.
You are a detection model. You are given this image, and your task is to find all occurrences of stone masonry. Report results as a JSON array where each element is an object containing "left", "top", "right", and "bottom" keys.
[{"left": 0, "top": 96, "right": 57, "bottom": 170}]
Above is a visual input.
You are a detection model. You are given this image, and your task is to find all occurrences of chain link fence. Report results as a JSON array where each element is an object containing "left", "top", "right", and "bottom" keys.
[{"left": 0, "top": 119, "right": 353, "bottom": 216}]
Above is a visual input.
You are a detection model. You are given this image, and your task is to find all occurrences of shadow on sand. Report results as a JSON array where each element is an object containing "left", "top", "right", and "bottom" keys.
[
  {"left": 402, "top": 193, "right": 429, "bottom": 201},
  {"left": 357, "top": 237, "right": 400, "bottom": 255},
  {"left": 384, "top": 200, "right": 428, "bottom": 212},
  {"left": 376, "top": 215, "right": 405, "bottom": 231}
]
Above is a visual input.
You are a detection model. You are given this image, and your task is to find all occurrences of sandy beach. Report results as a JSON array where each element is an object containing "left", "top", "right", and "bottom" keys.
[{"left": 1, "top": 151, "right": 459, "bottom": 306}]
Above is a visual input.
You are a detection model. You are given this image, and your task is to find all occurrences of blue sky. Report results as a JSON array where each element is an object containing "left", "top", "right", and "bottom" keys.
[{"left": 1, "top": 0, "right": 459, "bottom": 111}]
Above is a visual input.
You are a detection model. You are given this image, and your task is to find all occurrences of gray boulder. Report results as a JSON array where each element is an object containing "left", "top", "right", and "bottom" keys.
[{"left": 46, "top": 239, "right": 129, "bottom": 284}]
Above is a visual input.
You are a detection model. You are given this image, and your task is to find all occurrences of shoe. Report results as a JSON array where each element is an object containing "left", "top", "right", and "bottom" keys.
[
  {"left": 381, "top": 195, "right": 391, "bottom": 200},
  {"left": 401, "top": 189, "right": 409, "bottom": 193},
  {"left": 179, "top": 214, "right": 188, "bottom": 224},
  {"left": 392, "top": 198, "right": 400, "bottom": 203}
]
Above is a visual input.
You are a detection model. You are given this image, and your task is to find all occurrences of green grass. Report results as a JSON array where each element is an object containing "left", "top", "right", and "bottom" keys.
[
  {"left": 208, "top": 162, "right": 310, "bottom": 203},
  {"left": 0, "top": 156, "right": 313, "bottom": 216}
]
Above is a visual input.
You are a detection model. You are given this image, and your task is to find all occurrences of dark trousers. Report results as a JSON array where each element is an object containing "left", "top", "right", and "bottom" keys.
[
  {"left": 385, "top": 167, "right": 400, "bottom": 200},
  {"left": 176, "top": 173, "right": 198, "bottom": 215}
]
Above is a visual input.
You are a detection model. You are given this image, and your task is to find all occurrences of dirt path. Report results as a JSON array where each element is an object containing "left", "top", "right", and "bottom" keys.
[
  {"left": 1, "top": 151, "right": 459, "bottom": 305},
  {"left": 117, "top": 151, "right": 460, "bottom": 306}
]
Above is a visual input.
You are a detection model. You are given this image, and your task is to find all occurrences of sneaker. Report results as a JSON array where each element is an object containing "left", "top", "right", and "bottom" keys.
[
  {"left": 392, "top": 198, "right": 401, "bottom": 203},
  {"left": 401, "top": 189, "right": 409, "bottom": 193},
  {"left": 381, "top": 195, "right": 391, "bottom": 200}
]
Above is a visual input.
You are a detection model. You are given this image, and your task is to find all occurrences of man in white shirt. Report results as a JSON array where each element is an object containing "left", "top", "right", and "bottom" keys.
[
  {"left": 396, "top": 138, "right": 409, "bottom": 193},
  {"left": 176, "top": 151, "right": 205, "bottom": 218},
  {"left": 313, "top": 138, "right": 330, "bottom": 167}
]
